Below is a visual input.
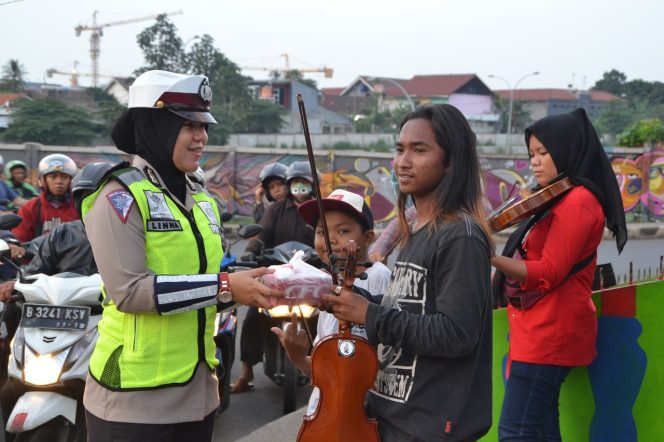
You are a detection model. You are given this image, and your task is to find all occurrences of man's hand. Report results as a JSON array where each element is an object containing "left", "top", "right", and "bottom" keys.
[
  {"left": 0, "top": 280, "right": 16, "bottom": 302},
  {"left": 8, "top": 244, "right": 25, "bottom": 260},
  {"left": 320, "top": 285, "right": 370, "bottom": 325},
  {"left": 271, "top": 312, "right": 311, "bottom": 377},
  {"left": 226, "top": 268, "right": 282, "bottom": 309}
]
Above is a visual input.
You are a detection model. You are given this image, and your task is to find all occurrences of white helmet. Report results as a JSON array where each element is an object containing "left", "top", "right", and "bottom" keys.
[
  {"left": 128, "top": 70, "right": 217, "bottom": 124},
  {"left": 38, "top": 154, "right": 78, "bottom": 179}
]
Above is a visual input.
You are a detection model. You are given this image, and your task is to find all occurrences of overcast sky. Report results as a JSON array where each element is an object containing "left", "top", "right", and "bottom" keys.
[{"left": 2, "top": 0, "right": 662, "bottom": 92}]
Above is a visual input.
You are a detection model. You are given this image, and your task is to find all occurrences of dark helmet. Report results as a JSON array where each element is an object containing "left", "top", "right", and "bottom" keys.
[
  {"left": 72, "top": 162, "right": 115, "bottom": 208},
  {"left": 285, "top": 161, "right": 314, "bottom": 184},
  {"left": 259, "top": 163, "right": 287, "bottom": 202}
]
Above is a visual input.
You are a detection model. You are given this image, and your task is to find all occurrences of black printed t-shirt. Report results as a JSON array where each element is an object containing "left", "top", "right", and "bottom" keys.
[{"left": 365, "top": 214, "right": 493, "bottom": 442}]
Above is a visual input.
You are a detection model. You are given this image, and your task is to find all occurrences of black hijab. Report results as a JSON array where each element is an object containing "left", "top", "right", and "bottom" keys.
[
  {"left": 525, "top": 108, "right": 627, "bottom": 254},
  {"left": 111, "top": 108, "right": 187, "bottom": 203}
]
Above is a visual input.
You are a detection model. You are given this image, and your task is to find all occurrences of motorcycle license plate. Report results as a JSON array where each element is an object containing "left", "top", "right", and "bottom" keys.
[{"left": 21, "top": 304, "right": 90, "bottom": 330}]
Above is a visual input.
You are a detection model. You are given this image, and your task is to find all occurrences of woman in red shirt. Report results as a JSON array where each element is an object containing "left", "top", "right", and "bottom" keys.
[{"left": 492, "top": 108, "right": 627, "bottom": 441}]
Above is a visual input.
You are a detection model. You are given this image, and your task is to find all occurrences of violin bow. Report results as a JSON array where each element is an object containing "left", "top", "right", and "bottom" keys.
[{"left": 296, "top": 94, "right": 338, "bottom": 286}]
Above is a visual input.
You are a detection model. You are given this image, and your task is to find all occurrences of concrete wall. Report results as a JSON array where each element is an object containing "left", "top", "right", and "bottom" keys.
[{"left": 1, "top": 143, "right": 661, "bottom": 223}]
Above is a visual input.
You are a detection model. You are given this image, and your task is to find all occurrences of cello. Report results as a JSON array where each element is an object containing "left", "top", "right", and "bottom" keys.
[{"left": 296, "top": 94, "right": 380, "bottom": 441}]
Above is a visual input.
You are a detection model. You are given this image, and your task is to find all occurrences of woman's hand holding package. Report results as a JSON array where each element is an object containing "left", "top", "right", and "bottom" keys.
[{"left": 227, "top": 267, "right": 283, "bottom": 309}]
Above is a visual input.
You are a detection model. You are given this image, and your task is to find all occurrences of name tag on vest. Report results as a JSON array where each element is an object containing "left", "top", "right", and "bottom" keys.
[{"left": 147, "top": 220, "right": 183, "bottom": 231}]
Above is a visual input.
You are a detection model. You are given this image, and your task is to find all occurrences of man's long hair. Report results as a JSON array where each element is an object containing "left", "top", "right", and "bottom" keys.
[{"left": 395, "top": 104, "right": 494, "bottom": 251}]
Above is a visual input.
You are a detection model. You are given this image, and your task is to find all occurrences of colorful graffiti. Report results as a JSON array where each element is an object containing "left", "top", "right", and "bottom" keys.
[
  {"left": 199, "top": 152, "right": 397, "bottom": 223},
  {"left": 4, "top": 146, "right": 664, "bottom": 223},
  {"left": 612, "top": 148, "right": 664, "bottom": 221}
]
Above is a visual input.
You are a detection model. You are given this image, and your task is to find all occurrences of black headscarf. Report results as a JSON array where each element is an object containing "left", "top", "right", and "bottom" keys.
[
  {"left": 525, "top": 108, "right": 627, "bottom": 254},
  {"left": 492, "top": 108, "right": 628, "bottom": 308},
  {"left": 111, "top": 108, "right": 187, "bottom": 203}
]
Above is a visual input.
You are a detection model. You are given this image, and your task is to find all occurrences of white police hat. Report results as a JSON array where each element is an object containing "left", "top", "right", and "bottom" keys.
[{"left": 128, "top": 70, "right": 217, "bottom": 124}]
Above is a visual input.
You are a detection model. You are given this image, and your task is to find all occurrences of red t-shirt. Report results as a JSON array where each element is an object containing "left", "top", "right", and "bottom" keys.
[
  {"left": 508, "top": 186, "right": 605, "bottom": 366},
  {"left": 11, "top": 192, "right": 80, "bottom": 242}
]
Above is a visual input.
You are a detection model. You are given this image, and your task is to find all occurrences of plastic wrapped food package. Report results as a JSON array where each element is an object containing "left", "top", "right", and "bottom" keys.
[{"left": 259, "top": 250, "right": 332, "bottom": 306}]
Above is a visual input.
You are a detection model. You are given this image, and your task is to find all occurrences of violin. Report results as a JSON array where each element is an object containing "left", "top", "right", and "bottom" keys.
[
  {"left": 297, "top": 241, "right": 380, "bottom": 441},
  {"left": 296, "top": 94, "right": 380, "bottom": 442},
  {"left": 488, "top": 177, "right": 574, "bottom": 232}
]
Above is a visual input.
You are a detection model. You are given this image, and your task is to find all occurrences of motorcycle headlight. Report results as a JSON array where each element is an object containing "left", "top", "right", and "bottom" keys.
[
  {"left": 267, "top": 304, "right": 317, "bottom": 319},
  {"left": 12, "top": 327, "right": 25, "bottom": 369},
  {"left": 23, "top": 346, "right": 69, "bottom": 386}
]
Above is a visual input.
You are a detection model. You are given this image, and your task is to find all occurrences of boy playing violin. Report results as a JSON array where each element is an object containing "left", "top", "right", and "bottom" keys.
[{"left": 272, "top": 188, "right": 391, "bottom": 416}]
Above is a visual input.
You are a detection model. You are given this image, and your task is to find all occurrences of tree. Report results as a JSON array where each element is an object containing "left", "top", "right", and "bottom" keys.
[
  {"left": 283, "top": 70, "right": 317, "bottom": 89},
  {"left": 592, "top": 69, "right": 627, "bottom": 95},
  {"left": 90, "top": 88, "right": 126, "bottom": 141},
  {"left": 2, "top": 98, "right": 97, "bottom": 146},
  {"left": 134, "top": 18, "right": 284, "bottom": 138},
  {"left": 234, "top": 99, "right": 285, "bottom": 133},
  {"left": 492, "top": 96, "right": 531, "bottom": 134},
  {"left": 617, "top": 118, "right": 664, "bottom": 147},
  {"left": 135, "top": 15, "right": 185, "bottom": 74},
  {"left": 593, "top": 100, "right": 639, "bottom": 136},
  {"left": 353, "top": 98, "right": 410, "bottom": 133},
  {"left": 1, "top": 59, "right": 27, "bottom": 91}
]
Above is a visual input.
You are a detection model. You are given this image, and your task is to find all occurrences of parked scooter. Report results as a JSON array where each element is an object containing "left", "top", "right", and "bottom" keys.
[
  {"left": 0, "top": 239, "right": 102, "bottom": 441},
  {"left": 249, "top": 241, "right": 322, "bottom": 414}
]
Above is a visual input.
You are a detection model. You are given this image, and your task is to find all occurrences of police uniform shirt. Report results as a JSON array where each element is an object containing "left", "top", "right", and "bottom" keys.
[{"left": 83, "top": 156, "right": 219, "bottom": 424}]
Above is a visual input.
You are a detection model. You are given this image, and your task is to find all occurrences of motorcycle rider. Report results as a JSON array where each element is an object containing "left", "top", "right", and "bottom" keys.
[
  {"left": 4, "top": 160, "right": 39, "bottom": 201},
  {"left": 11, "top": 154, "right": 79, "bottom": 242},
  {"left": 253, "top": 162, "right": 288, "bottom": 222},
  {"left": 232, "top": 161, "right": 316, "bottom": 394},
  {"left": 0, "top": 155, "right": 29, "bottom": 214},
  {"left": 0, "top": 161, "right": 115, "bottom": 440}
]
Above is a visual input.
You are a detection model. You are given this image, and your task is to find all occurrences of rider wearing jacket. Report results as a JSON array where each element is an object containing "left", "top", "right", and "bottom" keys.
[
  {"left": 4, "top": 160, "right": 39, "bottom": 201},
  {"left": 11, "top": 154, "right": 79, "bottom": 242},
  {"left": 0, "top": 161, "right": 115, "bottom": 439}
]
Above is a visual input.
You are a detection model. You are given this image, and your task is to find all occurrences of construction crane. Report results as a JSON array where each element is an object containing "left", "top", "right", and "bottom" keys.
[
  {"left": 46, "top": 62, "right": 115, "bottom": 88},
  {"left": 241, "top": 53, "right": 333, "bottom": 79},
  {"left": 75, "top": 10, "right": 183, "bottom": 88}
]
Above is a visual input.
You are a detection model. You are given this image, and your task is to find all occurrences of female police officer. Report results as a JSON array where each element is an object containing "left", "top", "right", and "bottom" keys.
[{"left": 81, "top": 70, "right": 281, "bottom": 441}]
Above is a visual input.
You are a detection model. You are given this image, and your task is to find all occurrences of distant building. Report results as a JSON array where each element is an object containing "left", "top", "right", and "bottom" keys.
[
  {"left": 248, "top": 79, "right": 353, "bottom": 134},
  {"left": 494, "top": 88, "right": 620, "bottom": 122},
  {"left": 323, "top": 74, "right": 500, "bottom": 134},
  {"left": 0, "top": 93, "right": 28, "bottom": 130},
  {"left": 104, "top": 77, "right": 133, "bottom": 106}
]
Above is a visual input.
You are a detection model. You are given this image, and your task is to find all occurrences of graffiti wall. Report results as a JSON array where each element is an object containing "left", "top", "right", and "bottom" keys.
[
  {"left": 2, "top": 144, "right": 662, "bottom": 223},
  {"left": 611, "top": 148, "right": 664, "bottom": 221}
]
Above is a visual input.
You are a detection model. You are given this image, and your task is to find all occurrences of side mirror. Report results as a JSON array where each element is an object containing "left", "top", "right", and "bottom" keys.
[
  {"left": 0, "top": 214, "right": 22, "bottom": 230},
  {"left": 237, "top": 224, "right": 263, "bottom": 239},
  {"left": 220, "top": 212, "right": 233, "bottom": 223}
]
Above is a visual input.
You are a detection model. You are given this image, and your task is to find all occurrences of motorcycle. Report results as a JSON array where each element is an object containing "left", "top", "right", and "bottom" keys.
[
  {"left": 214, "top": 216, "right": 262, "bottom": 413},
  {"left": 0, "top": 241, "right": 101, "bottom": 441},
  {"left": 247, "top": 241, "right": 322, "bottom": 414}
]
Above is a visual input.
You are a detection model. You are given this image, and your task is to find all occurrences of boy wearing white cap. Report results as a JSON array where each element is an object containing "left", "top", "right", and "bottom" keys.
[{"left": 272, "top": 188, "right": 391, "bottom": 416}]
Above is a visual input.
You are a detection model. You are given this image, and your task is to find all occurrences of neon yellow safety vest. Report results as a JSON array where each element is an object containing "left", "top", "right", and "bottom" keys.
[{"left": 82, "top": 168, "right": 223, "bottom": 390}]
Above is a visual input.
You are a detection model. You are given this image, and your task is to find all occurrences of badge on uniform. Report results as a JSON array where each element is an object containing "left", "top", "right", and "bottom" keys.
[
  {"left": 145, "top": 190, "right": 182, "bottom": 232},
  {"left": 107, "top": 189, "right": 135, "bottom": 223},
  {"left": 197, "top": 201, "right": 221, "bottom": 235}
]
